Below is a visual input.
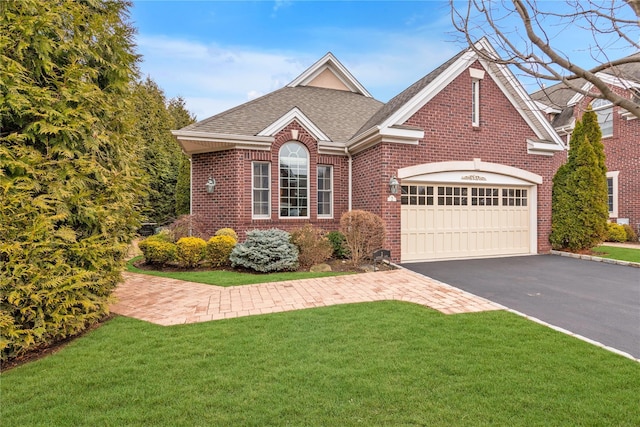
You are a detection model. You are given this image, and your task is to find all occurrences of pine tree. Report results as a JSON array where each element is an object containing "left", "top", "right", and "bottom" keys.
[
  {"left": 168, "top": 97, "right": 196, "bottom": 216},
  {"left": 131, "top": 78, "right": 184, "bottom": 223},
  {"left": 549, "top": 107, "right": 608, "bottom": 251},
  {"left": 0, "top": 0, "right": 142, "bottom": 360}
]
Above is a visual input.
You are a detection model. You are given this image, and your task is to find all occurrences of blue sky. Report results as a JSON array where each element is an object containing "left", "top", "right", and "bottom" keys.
[
  {"left": 130, "top": 1, "right": 460, "bottom": 120},
  {"left": 129, "top": 1, "right": 638, "bottom": 121}
]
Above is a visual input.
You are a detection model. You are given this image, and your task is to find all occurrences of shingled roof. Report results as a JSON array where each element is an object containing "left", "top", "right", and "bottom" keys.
[
  {"left": 181, "top": 86, "right": 383, "bottom": 143},
  {"left": 354, "top": 50, "right": 467, "bottom": 137},
  {"left": 530, "top": 53, "right": 640, "bottom": 127}
]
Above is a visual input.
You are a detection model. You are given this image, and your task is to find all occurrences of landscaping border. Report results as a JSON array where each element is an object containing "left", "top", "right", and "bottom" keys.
[{"left": 550, "top": 250, "right": 640, "bottom": 268}]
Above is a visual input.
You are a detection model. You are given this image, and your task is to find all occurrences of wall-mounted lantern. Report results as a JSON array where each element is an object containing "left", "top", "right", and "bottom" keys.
[
  {"left": 205, "top": 177, "right": 216, "bottom": 194},
  {"left": 389, "top": 176, "right": 399, "bottom": 194}
]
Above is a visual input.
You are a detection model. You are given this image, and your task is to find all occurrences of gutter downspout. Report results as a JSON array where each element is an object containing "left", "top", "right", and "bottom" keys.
[
  {"left": 188, "top": 156, "right": 193, "bottom": 215},
  {"left": 188, "top": 155, "right": 193, "bottom": 236},
  {"left": 345, "top": 147, "right": 352, "bottom": 211}
]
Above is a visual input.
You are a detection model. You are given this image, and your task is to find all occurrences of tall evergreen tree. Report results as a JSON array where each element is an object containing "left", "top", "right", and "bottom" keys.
[
  {"left": 131, "top": 78, "right": 183, "bottom": 223},
  {"left": 168, "top": 97, "right": 195, "bottom": 216},
  {"left": 550, "top": 107, "right": 608, "bottom": 251},
  {"left": 0, "top": 0, "right": 142, "bottom": 360}
]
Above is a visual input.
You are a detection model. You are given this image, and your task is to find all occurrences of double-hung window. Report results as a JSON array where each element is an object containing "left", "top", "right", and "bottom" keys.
[
  {"left": 252, "top": 162, "right": 270, "bottom": 218},
  {"left": 279, "top": 142, "right": 309, "bottom": 217},
  {"left": 317, "top": 165, "right": 333, "bottom": 218},
  {"left": 592, "top": 98, "right": 613, "bottom": 138}
]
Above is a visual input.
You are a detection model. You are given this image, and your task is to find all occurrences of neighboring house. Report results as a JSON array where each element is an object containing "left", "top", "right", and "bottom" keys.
[
  {"left": 531, "top": 54, "right": 640, "bottom": 235},
  {"left": 173, "top": 39, "right": 566, "bottom": 262}
]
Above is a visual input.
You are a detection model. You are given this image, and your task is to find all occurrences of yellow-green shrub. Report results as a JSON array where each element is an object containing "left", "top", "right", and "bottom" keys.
[
  {"left": 206, "top": 235, "right": 237, "bottom": 267},
  {"left": 622, "top": 224, "right": 638, "bottom": 242},
  {"left": 176, "top": 237, "right": 207, "bottom": 268},
  {"left": 138, "top": 236, "right": 177, "bottom": 265},
  {"left": 215, "top": 227, "right": 238, "bottom": 241},
  {"left": 605, "top": 223, "right": 627, "bottom": 243}
]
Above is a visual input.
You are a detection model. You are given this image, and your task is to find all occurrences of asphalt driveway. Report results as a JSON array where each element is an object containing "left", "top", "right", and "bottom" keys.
[{"left": 402, "top": 255, "right": 640, "bottom": 359}]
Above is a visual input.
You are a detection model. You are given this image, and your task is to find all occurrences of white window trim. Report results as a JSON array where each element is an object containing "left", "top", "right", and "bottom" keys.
[
  {"left": 607, "top": 171, "right": 619, "bottom": 218},
  {"left": 252, "top": 161, "right": 271, "bottom": 219},
  {"left": 469, "top": 68, "right": 484, "bottom": 128},
  {"left": 592, "top": 98, "right": 614, "bottom": 138},
  {"left": 472, "top": 79, "right": 480, "bottom": 127},
  {"left": 279, "top": 141, "right": 310, "bottom": 219},
  {"left": 317, "top": 165, "right": 333, "bottom": 219}
]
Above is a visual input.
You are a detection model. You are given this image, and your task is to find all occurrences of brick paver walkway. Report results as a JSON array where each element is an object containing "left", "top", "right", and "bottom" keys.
[{"left": 111, "top": 269, "right": 503, "bottom": 326}]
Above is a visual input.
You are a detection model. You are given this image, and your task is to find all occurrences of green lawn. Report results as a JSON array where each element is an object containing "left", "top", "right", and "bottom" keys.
[
  {"left": 593, "top": 245, "right": 640, "bottom": 263},
  {"left": 3, "top": 303, "right": 639, "bottom": 426},
  {"left": 126, "top": 256, "right": 352, "bottom": 286}
]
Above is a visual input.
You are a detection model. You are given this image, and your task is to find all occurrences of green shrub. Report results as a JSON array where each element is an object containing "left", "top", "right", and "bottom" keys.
[
  {"left": 0, "top": 0, "right": 141, "bottom": 361},
  {"left": 154, "top": 229, "right": 175, "bottom": 242},
  {"left": 290, "top": 224, "right": 333, "bottom": 268},
  {"left": 606, "top": 223, "right": 628, "bottom": 243},
  {"left": 340, "top": 210, "right": 386, "bottom": 265},
  {"left": 176, "top": 237, "right": 207, "bottom": 268},
  {"left": 215, "top": 228, "right": 239, "bottom": 241},
  {"left": 230, "top": 229, "right": 298, "bottom": 273},
  {"left": 139, "top": 236, "right": 178, "bottom": 265},
  {"left": 206, "top": 235, "right": 237, "bottom": 267},
  {"left": 549, "top": 108, "right": 608, "bottom": 251},
  {"left": 326, "top": 231, "right": 349, "bottom": 259},
  {"left": 622, "top": 224, "right": 638, "bottom": 242}
]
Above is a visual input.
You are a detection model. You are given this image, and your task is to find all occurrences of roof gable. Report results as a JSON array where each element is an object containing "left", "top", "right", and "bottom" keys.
[
  {"left": 350, "top": 38, "right": 565, "bottom": 155},
  {"left": 287, "top": 52, "right": 372, "bottom": 97},
  {"left": 257, "top": 107, "right": 330, "bottom": 142}
]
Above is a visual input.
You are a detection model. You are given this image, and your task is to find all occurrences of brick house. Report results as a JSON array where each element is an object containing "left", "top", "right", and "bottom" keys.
[
  {"left": 173, "top": 40, "right": 566, "bottom": 262},
  {"left": 531, "top": 55, "right": 640, "bottom": 235}
]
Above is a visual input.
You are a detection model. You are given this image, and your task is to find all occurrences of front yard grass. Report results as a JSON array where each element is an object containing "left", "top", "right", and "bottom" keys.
[
  {"left": 126, "top": 256, "right": 352, "bottom": 286},
  {"left": 3, "top": 302, "right": 639, "bottom": 426},
  {"left": 593, "top": 245, "right": 640, "bottom": 263}
]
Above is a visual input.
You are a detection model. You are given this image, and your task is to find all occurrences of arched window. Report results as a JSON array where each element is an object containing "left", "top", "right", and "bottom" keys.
[{"left": 279, "top": 142, "right": 309, "bottom": 217}]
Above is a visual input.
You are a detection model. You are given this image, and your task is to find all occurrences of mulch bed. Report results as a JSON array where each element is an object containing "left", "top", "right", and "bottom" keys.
[{"left": 131, "top": 257, "right": 396, "bottom": 274}]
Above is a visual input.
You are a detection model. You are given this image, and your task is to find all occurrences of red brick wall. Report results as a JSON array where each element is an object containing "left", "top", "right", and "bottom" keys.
[
  {"left": 573, "top": 90, "right": 640, "bottom": 232},
  {"left": 192, "top": 149, "right": 245, "bottom": 237},
  {"left": 352, "top": 62, "right": 565, "bottom": 260},
  {"left": 192, "top": 61, "right": 569, "bottom": 261},
  {"left": 191, "top": 121, "right": 348, "bottom": 240}
]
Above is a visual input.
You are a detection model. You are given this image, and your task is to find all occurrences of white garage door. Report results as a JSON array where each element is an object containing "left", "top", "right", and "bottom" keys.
[{"left": 401, "top": 183, "right": 531, "bottom": 261}]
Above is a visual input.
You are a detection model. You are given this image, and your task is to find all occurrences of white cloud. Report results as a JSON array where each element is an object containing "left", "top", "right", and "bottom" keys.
[
  {"left": 136, "top": 35, "right": 308, "bottom": 118},
  {"left": 135, "top": 23, "right": 459, "bottom": 120}
]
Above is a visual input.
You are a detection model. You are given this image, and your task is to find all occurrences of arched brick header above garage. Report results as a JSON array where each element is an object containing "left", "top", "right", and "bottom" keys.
[{"left": 398, "top": 159, "right": 543, "bottom": 184}]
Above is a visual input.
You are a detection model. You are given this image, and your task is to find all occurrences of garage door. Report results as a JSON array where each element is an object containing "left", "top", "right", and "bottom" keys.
[{"left": 401, "top": 183, "right": 531, "bottom": 261}]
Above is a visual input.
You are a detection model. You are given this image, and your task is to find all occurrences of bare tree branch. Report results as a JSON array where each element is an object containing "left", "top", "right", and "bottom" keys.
[{"left": 450, "top": 0, "right": 640, "bottom": 120}]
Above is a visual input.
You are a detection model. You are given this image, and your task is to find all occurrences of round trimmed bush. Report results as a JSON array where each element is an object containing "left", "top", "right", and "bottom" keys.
[
  {"left": 207, "top": 235, "right": 237, "bottom": 267},
  {"left": 139, "top": 236, "right": 177, "bottom": 265},
  {"left": 622, "top": 224, "right": 638, "bottom": 242},
  {"left": 605, "top": 223, "right": 627, "bottom": 243},
  {"left": 176, "top": 237, "right": 207, "bottom": 268},
  {"left": 215, "top": 227, "right": 238, "bottom": 241},
  {"left": 340, "top": 210, "right": 386, "bottom": 265},
  {"left": 230, "top": 229, "right": 298, "bottom": 273}
]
